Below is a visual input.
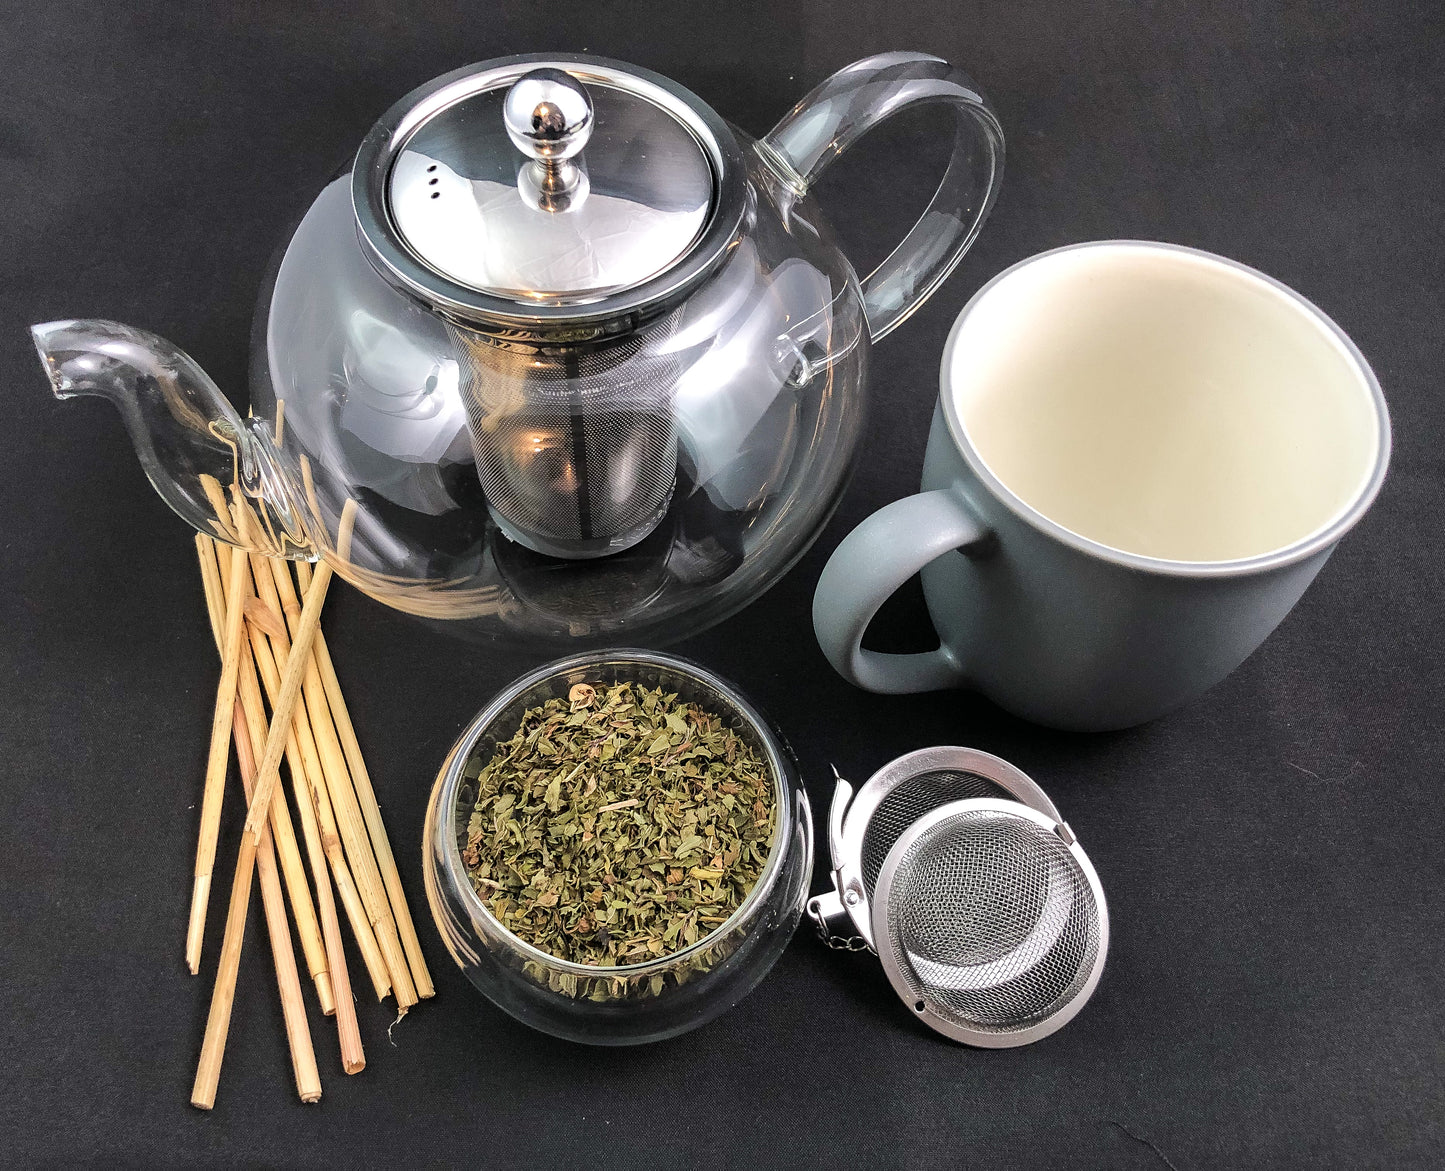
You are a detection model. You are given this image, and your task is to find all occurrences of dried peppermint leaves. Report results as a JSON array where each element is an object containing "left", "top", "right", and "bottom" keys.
[{"left": 461, "top": 680, "right": 777, "bottom": 967}]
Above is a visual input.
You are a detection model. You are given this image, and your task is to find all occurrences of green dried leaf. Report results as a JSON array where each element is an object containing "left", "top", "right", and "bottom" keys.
[{"left": 459, "top": 678, "right": 777, "bottom": 967}]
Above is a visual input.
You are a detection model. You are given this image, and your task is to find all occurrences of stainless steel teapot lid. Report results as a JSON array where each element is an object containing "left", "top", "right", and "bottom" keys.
[{"left": 353, "top": 54, "right": 747, "bottom": 333}]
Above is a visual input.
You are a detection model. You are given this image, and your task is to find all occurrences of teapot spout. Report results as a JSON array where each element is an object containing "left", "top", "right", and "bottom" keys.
[{"left": 31, "top": 319, "right": 312, "bottom": 556}]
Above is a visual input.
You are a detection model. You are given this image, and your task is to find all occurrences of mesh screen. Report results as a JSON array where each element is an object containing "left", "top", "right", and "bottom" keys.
[
  {"left": 454, "top": 317, "right": 680, "bottom": 552},
  {"left": 859, "top": 770, "right": 1009, "bottom": 896},
  {"left": 883, "top": 808, "right": 1100, "bottom": 1033}
]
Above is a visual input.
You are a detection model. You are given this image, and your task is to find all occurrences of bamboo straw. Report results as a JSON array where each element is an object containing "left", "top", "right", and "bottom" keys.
[
  {"left": 297, "top": 558, "right": 435, "bottom": 999},
  {"left": 245, "top": 561, "right": 330, "bottom": 832},
  {"left": 239, "top": 574, "right": 365, "bottom": 1071},
  {"left": 231, "top": 697, "right": 322, "bottom": 1103},
  {"left": 186, "top": 542, "right": 251, "bottom": 974},
  {"left": 315, "top": 869, "right": 367, "bottom": 1074},
  {"left": 195, "top": 535, "right": 323, "bottom": 1100},
  {"left": 192, "top": 559, "right": 332, "bottom": 1109},
  {"left": 190, "top": 833, "right": 258, "bottom": 1108},
  {"left": 248, "top": 556, "right": 391, "bottom": 1003},
  {"left": 271, "top": 558, "right": 417, "bottom": 1009},
  {"left": 199, "top": 473, "right": 240, "bottom": 545},
  {"left": 216, "top": 539, "right": 384, "bottom": 1007},
  {"left": 197, "top": 538, "right": 334, "bottom": 1016},
  {"left": 241, "top": 595, "right": 365, "bottom": 1070}
]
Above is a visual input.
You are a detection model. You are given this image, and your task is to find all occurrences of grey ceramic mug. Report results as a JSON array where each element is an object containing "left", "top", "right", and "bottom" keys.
[{"left": 814, "top": 241, "right": 1390, "bottom": 731}]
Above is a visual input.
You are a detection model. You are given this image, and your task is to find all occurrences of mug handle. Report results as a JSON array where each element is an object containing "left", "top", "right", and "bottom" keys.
[
  {"left": 813, "top": 488, "right": 987, "bottom": 693},
  {"left": 758, "top": 52, "right": 1005, "bottom": 340}
]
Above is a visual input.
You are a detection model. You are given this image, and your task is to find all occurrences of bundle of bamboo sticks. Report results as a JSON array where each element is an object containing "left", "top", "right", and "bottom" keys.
[{"left": 185, "top": 514, "right": 433, "bottom": 1109}]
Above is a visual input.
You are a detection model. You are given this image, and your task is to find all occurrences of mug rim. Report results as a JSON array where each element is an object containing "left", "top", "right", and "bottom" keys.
[{"left": 938, "top": 240, "right": 1392, "bottom": 578}]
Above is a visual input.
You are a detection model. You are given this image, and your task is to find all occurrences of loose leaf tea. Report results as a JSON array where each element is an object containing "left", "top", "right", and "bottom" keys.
[{"left": 460, "top": 680, "right": 777, "bottom": 967}]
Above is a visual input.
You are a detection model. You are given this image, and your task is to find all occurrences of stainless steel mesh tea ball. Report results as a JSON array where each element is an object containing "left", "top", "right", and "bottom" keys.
[
  {"left": 873, "top": 797, "right": 1107, "bottom": 1047},
  {"left": 808, "top": 747, "right": 1108, "bottom": 1046}
]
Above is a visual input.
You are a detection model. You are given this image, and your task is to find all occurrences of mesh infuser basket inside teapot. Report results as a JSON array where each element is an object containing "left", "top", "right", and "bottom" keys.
[
  {"left": 809, "top": 747, "right": 1107, "bottom": 1046},
  {"left": 452, "top": 318, "right": 683, "bottom": 559},
  {"left": 374, "top": 62, "right": 722, "bottom": 561}
]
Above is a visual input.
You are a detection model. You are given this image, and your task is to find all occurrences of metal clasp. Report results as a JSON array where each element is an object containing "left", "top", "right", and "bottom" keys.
[{"left": 807, "top": 889, "right": 871, "bottom": 952}]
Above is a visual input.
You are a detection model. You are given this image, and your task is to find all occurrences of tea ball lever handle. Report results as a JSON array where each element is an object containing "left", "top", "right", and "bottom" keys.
[{"left": 504, "top": 68, "right": 593, "bottom": 211}]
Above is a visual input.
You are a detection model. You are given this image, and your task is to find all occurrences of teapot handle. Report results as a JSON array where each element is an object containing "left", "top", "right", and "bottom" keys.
[{"left": 758, "top": 52, "right": 1004, "bottom": 340}]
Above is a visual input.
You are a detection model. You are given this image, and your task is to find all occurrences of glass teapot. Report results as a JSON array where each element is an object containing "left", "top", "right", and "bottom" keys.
[{"left": 32, "top": 51, "right": 1002, "bottom": 645}]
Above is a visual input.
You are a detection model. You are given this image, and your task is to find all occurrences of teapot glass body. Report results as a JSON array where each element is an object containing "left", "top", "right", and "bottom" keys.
[
  {"left": 255, "top": 140, "right": 871, "bottom": 643},
  {"left": 33, "top": 52, "right": 1003, "bottom": 647}
]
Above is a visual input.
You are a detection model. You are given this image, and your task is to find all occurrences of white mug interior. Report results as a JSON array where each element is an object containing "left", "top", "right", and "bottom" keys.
[{"left": 945, "top": 242, "right": 1385, "bottom": 564}]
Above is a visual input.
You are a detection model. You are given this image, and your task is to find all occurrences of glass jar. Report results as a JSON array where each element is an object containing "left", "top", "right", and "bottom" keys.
[{"left": 422, "top": 649, "right": 812, "bottom": 1044}]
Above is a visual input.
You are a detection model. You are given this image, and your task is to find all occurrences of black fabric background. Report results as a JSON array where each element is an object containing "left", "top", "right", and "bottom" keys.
[{"left": 2, "top": 2, "right": 1442, "bottom": 1166}]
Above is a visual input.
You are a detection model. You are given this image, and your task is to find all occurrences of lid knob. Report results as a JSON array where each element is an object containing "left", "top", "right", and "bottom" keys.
[{"left": 503, "top": 68, "right": 594, "bottom": 163}]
